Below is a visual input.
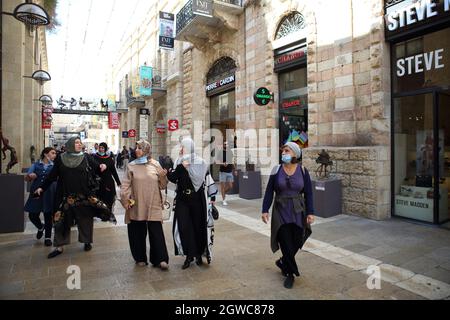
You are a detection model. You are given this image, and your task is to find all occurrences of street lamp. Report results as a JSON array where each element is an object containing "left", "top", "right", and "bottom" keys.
[
  {"left": 38, "top": 95, "right": 53, "bottom": 105},
  {"left": 24, "top": 69, "right": 51, "bottom": 85},
  {"left": 2, "top": 2, "right": 50, "bottom": 26}
]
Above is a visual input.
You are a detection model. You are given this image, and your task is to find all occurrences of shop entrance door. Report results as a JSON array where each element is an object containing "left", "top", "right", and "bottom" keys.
[{"left": 393, "top": 89, "right": 450, "bottom": 224}]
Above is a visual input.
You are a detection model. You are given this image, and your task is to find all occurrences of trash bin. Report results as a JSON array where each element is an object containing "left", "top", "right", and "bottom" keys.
[
  {"left": 0, "top": 174, "right": 25, "bottom": 233},
  {"left": 239, "top": 171, "right": 262, "bottom": 200}
]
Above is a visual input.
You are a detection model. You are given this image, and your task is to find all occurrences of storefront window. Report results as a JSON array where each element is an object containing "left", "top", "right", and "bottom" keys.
[
  {"left": 392, "top": 27, "right": 450, "bottom": 223},
  {"left": 279, "top": 67, "right": 308, "bottom": 150},
  {"left": 210, "top": 91, "right": 235, "bottom": 123}
]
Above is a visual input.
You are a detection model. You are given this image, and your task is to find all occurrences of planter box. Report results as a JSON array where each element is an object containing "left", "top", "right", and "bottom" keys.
[
  {"left": 239, "top": 171, "right": 261, "bottom": 200},
  {"left": 311, "top": 178, "right": 342, "bottom": 218},
  {"left": 0, "top": 174, "right": 25, "bottom": 233}
]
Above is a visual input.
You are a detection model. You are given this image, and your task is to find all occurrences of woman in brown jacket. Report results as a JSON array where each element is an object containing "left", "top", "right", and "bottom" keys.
[{"left": 120, "top": 140, "right": 169, "bottom": 269}]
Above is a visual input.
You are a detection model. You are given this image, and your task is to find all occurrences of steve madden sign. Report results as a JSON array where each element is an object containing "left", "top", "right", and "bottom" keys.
[{"left": 385, "top": 0, "right": 450, "bottom": 39}]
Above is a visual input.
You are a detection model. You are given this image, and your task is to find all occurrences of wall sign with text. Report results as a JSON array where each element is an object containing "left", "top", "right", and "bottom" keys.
[
  {"left": 205, "top": 74, "right": 235, "bottom": 95},
  {"left": 253, "top": 87, "right": 272, "bottom": 106},
  {"left": 159, "top": 11, "right": 174, "bottom": 50}
]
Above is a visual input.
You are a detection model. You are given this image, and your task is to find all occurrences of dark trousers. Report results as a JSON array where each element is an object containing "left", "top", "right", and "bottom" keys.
[
  {"left": 127, "top": 220, "right": 169, "bottom": 265},
  {"left": 277, "top": 223, "right": 303, "bottom": 277},
  {"left": 175, "top": 194, "right": 205, "bottom": 259},
  {"left": 29, "top": 211, "right": 52, "bottom": 239},
  {"left": 54, "top": 206, "right": 94, "bottom": 247}
]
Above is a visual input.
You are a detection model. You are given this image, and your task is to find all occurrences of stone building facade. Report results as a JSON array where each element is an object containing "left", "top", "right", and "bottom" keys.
[
  {"left": 1, "top": 0, "right": 50, "bottom": 173},
  {"left": 112, "top": 0, "right": 449, "bottom": 223}
]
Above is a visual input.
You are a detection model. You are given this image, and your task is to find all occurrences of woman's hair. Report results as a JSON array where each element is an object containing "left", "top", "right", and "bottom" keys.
[
  {"left": 291, "top": 157, "right": 299, "bottom": 164},
  {"left": 40, "top": 147, "right": 55, "bottom": 160}
]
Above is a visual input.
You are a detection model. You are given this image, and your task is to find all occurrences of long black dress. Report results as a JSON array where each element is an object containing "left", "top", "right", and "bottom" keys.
[
  {"left": 93, "top": 153, "right": 121, "bottom": 210},
  {"left": 40, "top": 154, "right": 102, "bottom": 246},
  {"left": 167, "top": 164, "right": 216, "bottom": 260}
]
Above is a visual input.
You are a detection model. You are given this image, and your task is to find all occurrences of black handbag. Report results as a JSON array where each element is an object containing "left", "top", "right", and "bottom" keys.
[
  {"left": 85, "top": 156, "right": 101, "bottom": 193},
  {"left": 211, "top": 204, "right": 219, "bottom": 220}
]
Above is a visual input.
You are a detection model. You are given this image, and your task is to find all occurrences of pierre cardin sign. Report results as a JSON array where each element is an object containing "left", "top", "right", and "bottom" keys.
[
  {"left": 205, "top": 74, "right": 235, "bottom": 95},
  {"left": 385, "top": 0, "right": 450, "bottom": 40}
]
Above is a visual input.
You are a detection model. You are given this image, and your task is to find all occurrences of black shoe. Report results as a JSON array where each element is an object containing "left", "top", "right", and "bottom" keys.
[
  {"left": 84, "top": 243, "right": 92, "bottom": 251},
  {"left": 36, "top": 228, "right": 44, "bottom": 240},
  {"left": 284, "top": 275, "right": 295, "bottom": 289},
  {"left": 195, "top": 256, "right": 203, "bottom": 266},
  {"left": 182, "top": 257, "right": 193, "bottom": 269},
  {"left": 47, "top": 249, "right": 63, "bottom": 259},
  {"left": 276, "top": 259, "right": 288, "bottom": 277},
  {"left": 44, "top": 239, "right": 52, "bottom": 247}
]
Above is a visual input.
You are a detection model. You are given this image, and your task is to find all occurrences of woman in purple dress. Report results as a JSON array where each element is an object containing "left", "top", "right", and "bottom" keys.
[{"left": 262, "top": 142, "right": 315, "bottom": 289}]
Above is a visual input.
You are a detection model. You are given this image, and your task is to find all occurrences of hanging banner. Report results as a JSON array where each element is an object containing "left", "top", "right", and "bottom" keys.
[
  {"left": 132, "top": 71, "right": 140, "bottom": 98},
  {"left": 159, "top": 12, "right": 174, "bottom": 50},
  {"left": 107, "top": 94, "right": 116, "bottom": 112},
  {"left": 139, "top": 108, "right": 149, "bottom": 139},
  {"left": 108, "top": 112, "right": 120, "bottom": 129},
  {"left": 42, "top": 112, "right": 52, "bottom": 129},
  {"left": 139, "top": 66, "right": 152, "bottom": 96}
]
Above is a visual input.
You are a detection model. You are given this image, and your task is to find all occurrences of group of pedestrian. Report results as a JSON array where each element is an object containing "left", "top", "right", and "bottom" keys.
[{"left": 25, "top": 135, "right": 315, "bottom": 289}]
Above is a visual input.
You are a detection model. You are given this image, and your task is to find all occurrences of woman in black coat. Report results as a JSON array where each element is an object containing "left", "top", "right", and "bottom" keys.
[{"left": 94, "top": 142, "right": 121, "bottom": 214}]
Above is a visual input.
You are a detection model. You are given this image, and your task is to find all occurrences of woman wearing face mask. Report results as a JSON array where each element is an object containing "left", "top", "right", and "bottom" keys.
[
  {"left": 261, "top": 142, "right": 315, "bottom": 289},
  {"left": 167, "top": 137, "right": 218, "bottom": 269},
  {"left": 120, "top": 140, "right": 170, "bottom": 269},
  {"left": 94, "top": 142, "right": 121, "bottom": 219},
  {"left": 35, "top": 136, "right": 108, "bottom": 258},
  {"left": 24, "top": 147, "right": 58, "bottom": 246}
]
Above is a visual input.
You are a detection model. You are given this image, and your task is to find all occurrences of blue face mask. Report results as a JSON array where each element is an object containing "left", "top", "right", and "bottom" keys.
[
  {"left": 134, "top": 156, "right": 148, "bottom": 165},
  {"left": 281, "top": 154, "right": 292, "bottom": 164},
  {"left": 98, "top": 152, "right": 105, "bottom": 156}
]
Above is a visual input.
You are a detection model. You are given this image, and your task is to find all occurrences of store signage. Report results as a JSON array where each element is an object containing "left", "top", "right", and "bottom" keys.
[
  {"left": 108, "top": 112, "right": 120, "bottom": 129},
  {"left": 396, "top": 48, "right": 445, "bottom": 76},
  {"left": 385, "top": 0, "right": 450, "bottom": 39},
  {"left": 205, "top": 74, "right": 235, "bottom": 93},
  {"left": 253, "top": 87, "right": 272, "bottom": 106},
  {"left": 139, "top": 66, "right": 152, "bottom": 96},
  {"left": 274, "top": 47, "right": 307, "bottom": 69},
  {"left": 168, "top": 119, "right": 179, "bottom": 131},
  {"left": 156, "top": 124, "right": 166, "bottom": 134},
  {"left": 122, "top": 131, "right": 129, "bottom": 138},
  {"left": 192, "top": 0, "right": 213, "bottom": 18},
  {"left": 281, "top": 97, "right": 307, "bottom": 109},
  {"left": 139, "top": 109, "right": 149, "bottom": 139},
  {"left": 128, "top": 129, "right": 136, "bottom": 138},
  {"left": 159, "top": 12, "right": 174, "bottom": 50}
]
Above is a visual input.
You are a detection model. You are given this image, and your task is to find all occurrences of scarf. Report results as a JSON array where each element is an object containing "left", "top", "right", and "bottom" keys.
[
  {"left": 176, "top": 138, "right": 208, "bottom": 192},
  {"left": 61, "top": 136, "right": 85, "bottom": 168}
]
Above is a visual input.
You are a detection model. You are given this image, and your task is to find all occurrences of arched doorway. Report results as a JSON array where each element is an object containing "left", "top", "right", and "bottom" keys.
[
  {"left": 206, "top": 57, "right": 236, "bottom": 181},
  {"left": 274, "top": 12, "right": 308, "bottom": 157}
]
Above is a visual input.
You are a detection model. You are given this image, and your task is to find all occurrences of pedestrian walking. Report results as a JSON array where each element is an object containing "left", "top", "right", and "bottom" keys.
[
  {"left": 120, "top": 140, "right": 170, "bottom": 269},
  {"left": 35, "top": 136, "right": 109, "bottom": 258},
  {"left": 261, "top": 142, "right": 315, "bottom": 289},
  {"left": 219, "top": 142, "right": 235, "bottom": 206},
  {"left": 167, "top": 137, "right": 218, "bottom": 269},
  {"left": 24, "top": 147, "right": 58, "bottom": 247},
  {"left": 94, "top": 142, "right": 121, "bottom": 221},
  {"left": 121, "top": 146, "right": 129, "bottom": 169}
]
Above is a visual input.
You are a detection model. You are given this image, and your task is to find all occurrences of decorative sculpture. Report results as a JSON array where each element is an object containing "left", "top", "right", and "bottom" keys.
[
  {"left": 315, "top": 149, "right": 333, "bottom": 179},
  {"left": 0, "top": 130, "right": 18, "bottom": 174}
]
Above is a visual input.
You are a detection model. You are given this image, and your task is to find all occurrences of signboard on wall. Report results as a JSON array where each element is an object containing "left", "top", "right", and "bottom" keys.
[
  {"left": 42, "top": 112, "right": 52, "bottom": 129},
  {"left": 192, "top": 0, "right": 213, "bottom": 18},
  {"left": 168, "top": 119, "right": 179, "bottom": 131},
  {"left": 159, "top": 12, "right": 174, "bottom": 50},
  {"left": 253, "top": 87, "right": 272, "bottom": 106},
  {"left": 139, "top": 109, "right": 149, "bottom": 139},
  {"left": 205, "top": 74, "right": 235, "bottom": 96},
  {"left": 122, "top": 131, "right": 129, "bottom": 138},
  {"left": 384, "top": 0, "right": 450, "bottom": 41},
  {"left": 274, "top": 45, "right": 307, "bottom": 72},
  {"left": 128, "top": 129, "right": 136, "bottom": 138}
]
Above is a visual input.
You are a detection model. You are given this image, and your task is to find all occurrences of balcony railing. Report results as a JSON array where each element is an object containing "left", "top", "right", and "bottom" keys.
[{"left": 176, "top": 0, "right": 243, "bottom": 37}]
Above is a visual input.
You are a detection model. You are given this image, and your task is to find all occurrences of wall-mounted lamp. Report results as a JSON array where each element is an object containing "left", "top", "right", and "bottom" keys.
[{"left": 2, "top": 2, "right": 50, "bottom": 26}]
